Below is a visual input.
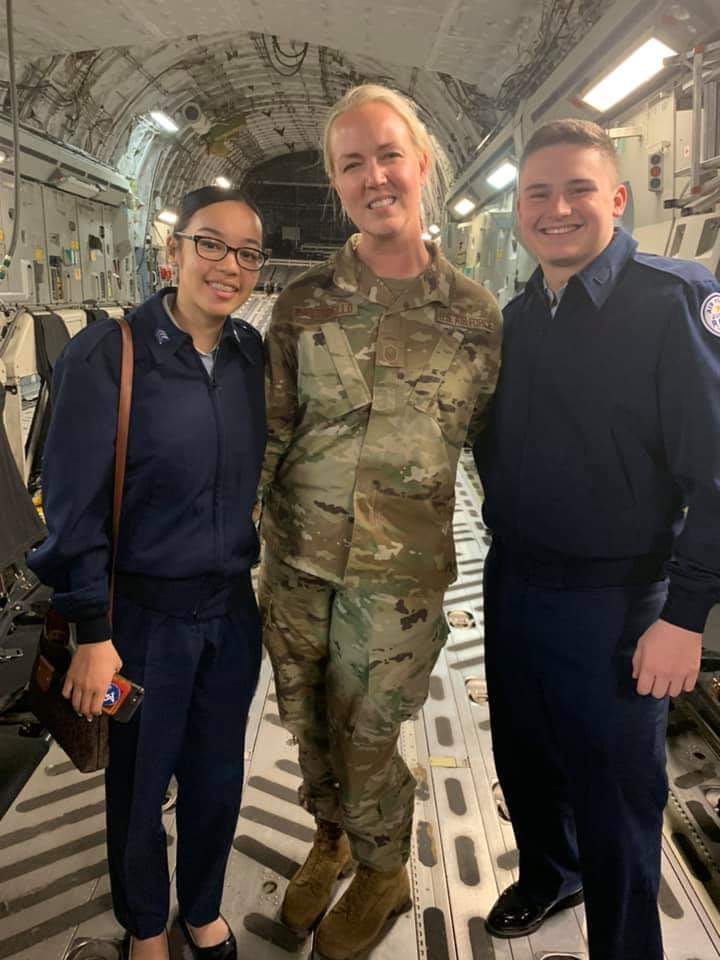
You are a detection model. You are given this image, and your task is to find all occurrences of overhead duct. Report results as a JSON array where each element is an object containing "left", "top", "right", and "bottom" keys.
[
  {"left": 47, "top": 167, "right": 102, "bottom": 199},
  {"left": 0, "top": 117, "right": 131, "bottom": 207}
]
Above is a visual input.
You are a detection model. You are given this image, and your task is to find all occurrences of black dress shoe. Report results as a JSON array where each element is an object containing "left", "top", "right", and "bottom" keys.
[
  {"left": 486, "top": 882, "right": 584, "bottom": 938},
  {"left": 178, "top": 916, "right": 237, "bottom": 960}
]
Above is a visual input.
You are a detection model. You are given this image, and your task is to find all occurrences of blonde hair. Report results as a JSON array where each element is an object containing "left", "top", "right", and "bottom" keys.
[{"left": 322, "top": 83, "right": 445, "bottom": 230}]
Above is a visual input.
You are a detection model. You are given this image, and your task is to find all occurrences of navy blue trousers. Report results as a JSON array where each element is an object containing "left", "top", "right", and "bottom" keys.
[
  {"left": 105, "top": 579, "right": 261, "bottom": 939},
  {"left": 484, "top": 543, "right": 669, "bottom": 960}
]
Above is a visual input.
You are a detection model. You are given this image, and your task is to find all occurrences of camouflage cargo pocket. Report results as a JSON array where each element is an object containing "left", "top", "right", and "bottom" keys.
[
  {"left": 297, "top": 327, "right": 370, "bottom": 422},
  {"left": 349, "top": 604, "right": 449, "bottom": 743},
  {"left": 396, "top": 613, "right": 448, "bottom": 722}
]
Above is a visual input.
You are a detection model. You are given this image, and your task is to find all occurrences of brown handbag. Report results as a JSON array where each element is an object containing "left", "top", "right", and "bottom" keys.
[{"left": 28, "top": 316, "right": 134, "bottom": 773}]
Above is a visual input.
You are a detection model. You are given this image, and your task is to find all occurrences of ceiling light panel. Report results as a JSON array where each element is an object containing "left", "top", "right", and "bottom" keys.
[
  {"left": 453, "top": 197, "right": 476, "bottom": 217},
  {"left": 581, "top": 38, "right": 676, "bottom": 113},
  {"left": 486, "top": 160, "right": 517, "bottom": 190},
  {"left": 150, "top": 111, "right": 179, "bottom": 132}
]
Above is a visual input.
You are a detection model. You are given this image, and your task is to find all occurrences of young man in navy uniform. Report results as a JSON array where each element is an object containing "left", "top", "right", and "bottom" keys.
[{"left": 474, "top": 119, "right": 720, "bottom": 959}]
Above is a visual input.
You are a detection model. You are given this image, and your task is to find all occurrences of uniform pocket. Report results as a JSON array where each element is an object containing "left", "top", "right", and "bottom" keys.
[
  {"left": 349, "top": 597, "right": 448, "bottom": 738},
  {"left": 396, "top": 614, "right": 449, "bottom": 722},
  {"left": 432, "top": 339, "right": 492, "bottom": 448},
  {"left": 297, "top": 326, "right": 370, "bottom": 422},
  {"left": 410, "top": 328, "right": 465, "bottom": 415},
  {"left": 409, "top": 328, "right": 489, "bottom": 449}
]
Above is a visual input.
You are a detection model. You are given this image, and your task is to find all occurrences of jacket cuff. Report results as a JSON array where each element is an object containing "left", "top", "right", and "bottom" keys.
[
  {"left": 75, "top": 614, "right": 112, "bottom": 645},
  {"left": 660, "top": 587, "right": 715, "bottom": 634}
]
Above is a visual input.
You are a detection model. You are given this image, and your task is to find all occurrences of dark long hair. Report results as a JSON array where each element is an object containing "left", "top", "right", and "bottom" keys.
[{"left": 174, "top": 186, "right": 262, "bottom": 233}]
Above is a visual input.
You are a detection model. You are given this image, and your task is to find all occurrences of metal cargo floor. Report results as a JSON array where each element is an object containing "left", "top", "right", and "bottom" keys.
[{"left": 2, "top": 453, "right": 720, "bottom": 960}]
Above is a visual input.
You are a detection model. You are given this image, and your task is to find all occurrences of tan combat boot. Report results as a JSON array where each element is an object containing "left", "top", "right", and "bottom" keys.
[
  {"left": 315, "top": 863, "right": 412, "bottom": 960},
  {"left": 280, "top": 820, "right": 354, "bottom": 933}
]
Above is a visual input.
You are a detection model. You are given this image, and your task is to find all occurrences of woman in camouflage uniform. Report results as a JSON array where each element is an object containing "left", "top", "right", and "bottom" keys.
[{"left": 259, "top": 84, "right": 502, "bottom": 960}]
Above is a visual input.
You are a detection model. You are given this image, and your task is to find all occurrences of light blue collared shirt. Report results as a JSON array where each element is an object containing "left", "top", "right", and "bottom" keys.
[{"left": 542, "top": 277, "right": 567, "bottom": 317}]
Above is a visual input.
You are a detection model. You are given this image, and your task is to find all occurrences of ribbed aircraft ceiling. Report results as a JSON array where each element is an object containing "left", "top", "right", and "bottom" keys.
[{"left": 1, "top": 1, "right": 609, "bottom": 205}]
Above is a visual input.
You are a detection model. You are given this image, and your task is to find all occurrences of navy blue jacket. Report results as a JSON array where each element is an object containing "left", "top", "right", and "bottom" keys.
[
  {"left": 475, "top": 228, "right": 720, "bottom": 633},
  {"left": 27, "top": 289, "right": 266, "bottom": 642}
]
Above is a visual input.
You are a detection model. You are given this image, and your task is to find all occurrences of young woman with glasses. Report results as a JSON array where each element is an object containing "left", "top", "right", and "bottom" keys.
[{"left": 28, "top": 186, "right": 267, "bottom": 960}]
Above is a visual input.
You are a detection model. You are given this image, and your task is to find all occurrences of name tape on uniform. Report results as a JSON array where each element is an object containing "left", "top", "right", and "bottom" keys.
[
  {"left": 293, "top": 302, "right": 354, "bottom": 321},
  {"left": 437, "top": 310, "right": 496, "bottom": 333},
  {"left": 701, "top": 292, "right": 720, "bottom": 338}
]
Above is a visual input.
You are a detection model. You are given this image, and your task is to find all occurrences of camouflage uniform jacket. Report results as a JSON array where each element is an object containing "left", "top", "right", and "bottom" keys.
[{"left": 261, "top": 235, "right": 502, "bottom": 592}]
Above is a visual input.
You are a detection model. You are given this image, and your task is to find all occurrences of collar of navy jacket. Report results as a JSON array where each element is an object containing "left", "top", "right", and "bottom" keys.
[
  {"left": 525, "top": 227, "right": 637, "bottom": 313},
  {"left": 136, "top": 287, "right": 261, "bottom": 368}
]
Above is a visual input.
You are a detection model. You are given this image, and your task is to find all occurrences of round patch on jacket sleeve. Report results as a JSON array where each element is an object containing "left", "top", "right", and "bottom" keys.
[{"left": 701, "top": 292, "right": 720, "bottom": 337}]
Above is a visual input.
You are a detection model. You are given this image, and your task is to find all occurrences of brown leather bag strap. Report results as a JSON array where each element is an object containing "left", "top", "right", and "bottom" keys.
[{"left": 108, "top": 317, "right": 133, "bottom": 621}]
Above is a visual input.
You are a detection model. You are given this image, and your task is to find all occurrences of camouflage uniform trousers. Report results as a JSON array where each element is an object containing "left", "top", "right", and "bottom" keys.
[{"left": 258, "top": 549, "right": 448, "bottom": 871}]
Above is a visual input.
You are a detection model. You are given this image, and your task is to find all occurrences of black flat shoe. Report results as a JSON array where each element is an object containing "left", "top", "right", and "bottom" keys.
[
  {"left": 178, "top": 915, "right": 237, "bottom": 960},
  {"left": 486, "top": 881, "right": 584, "bottom": 938}
]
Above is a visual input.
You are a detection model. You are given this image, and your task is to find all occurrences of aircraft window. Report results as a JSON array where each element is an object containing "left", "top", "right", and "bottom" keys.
[
  {"left": 696, "top": 217, "right": 720, "bottom": 257},
  {"left": 669, "top": 223, "right": 685, "bottom": 258}
]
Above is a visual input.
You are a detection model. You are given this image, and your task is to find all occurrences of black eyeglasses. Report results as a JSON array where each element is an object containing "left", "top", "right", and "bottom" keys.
[{"left": 175, "top": 233, "right": 268, "bottom": 271}]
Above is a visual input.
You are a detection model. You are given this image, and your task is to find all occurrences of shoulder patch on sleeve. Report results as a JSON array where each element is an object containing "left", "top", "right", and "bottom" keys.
[{"left": 701, "top": 292, "right": 720, "bottom": 338}]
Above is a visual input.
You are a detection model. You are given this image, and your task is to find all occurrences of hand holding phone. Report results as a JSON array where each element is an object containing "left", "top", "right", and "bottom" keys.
[
  {"left": 63, "top": 638, "right": 123, "bottom": 718},
  {"left": 102, "top": 675, "right": 144, "bottom": 722}
]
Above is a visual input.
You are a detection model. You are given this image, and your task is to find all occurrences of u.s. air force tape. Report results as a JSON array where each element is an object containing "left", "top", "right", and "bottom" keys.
[{"left": 701, "top": 292, "right": 720, "bottom": 338}]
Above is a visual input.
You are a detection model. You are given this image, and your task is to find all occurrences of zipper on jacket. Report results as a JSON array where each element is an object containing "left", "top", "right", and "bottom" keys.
[{"left": 192, "top": 346, "right": 225, "bottom": 573}]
